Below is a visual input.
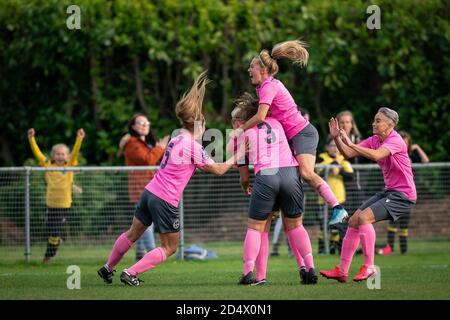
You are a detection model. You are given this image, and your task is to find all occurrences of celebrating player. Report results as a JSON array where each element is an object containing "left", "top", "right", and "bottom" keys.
[
  {"left": 237, "top": 40, "right": 349, "bottom": 226},
  {"left": 98, "top": 71, "right": 243, "bottom": 286},
  {"left": 320, "top": 108, "right": 417, "bottom": 282},
  {"left": 232, "top": 93, "right": 317, "bottom": 285}
]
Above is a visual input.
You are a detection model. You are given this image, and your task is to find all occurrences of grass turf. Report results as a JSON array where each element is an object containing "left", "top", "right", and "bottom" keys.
[{"left": 0, "top": 240, "right": 449, "bottom": 300}]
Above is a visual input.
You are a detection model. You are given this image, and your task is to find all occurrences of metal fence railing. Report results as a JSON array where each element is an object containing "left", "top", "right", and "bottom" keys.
[{"left": 1, "top": 163, "right": 449, "bottom": 262}]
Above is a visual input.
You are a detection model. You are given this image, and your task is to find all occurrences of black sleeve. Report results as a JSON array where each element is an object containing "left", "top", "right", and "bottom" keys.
[{"left": 340, "top": 169, "right": 354, "bottom": 181}]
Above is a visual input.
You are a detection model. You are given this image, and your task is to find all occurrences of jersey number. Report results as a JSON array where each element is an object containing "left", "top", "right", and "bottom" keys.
[
  {"left": 257, "top": 121, "right": 277, "bottom": 144},
  {"left": 160, "top": 142, "right": 174, "bottom": 169}
]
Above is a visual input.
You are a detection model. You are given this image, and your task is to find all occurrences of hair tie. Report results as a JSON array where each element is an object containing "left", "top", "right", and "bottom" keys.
[{"left": 258, "top": 54, "right": 266, "bottom": 68}]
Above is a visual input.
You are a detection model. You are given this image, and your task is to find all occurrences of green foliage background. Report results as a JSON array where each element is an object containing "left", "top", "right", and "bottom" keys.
[{"left": 0, "top": 0, "right": 448, "bottom": 165}]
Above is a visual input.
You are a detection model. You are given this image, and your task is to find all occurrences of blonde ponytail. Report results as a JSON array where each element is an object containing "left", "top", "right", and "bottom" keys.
[
  {"left": 175, "top": 70, "right": 210, "bottom": 130},
  {"left": 272, "top": 40, "right": 309, "bottom": 67},
  {"left": 257, "top": 40, "right": 309, "bottom": 76}
]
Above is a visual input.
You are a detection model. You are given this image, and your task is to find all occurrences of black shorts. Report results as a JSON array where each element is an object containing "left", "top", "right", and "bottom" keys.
[
  {"left": 134, "top": 189, "right": 180, "bottom": 233},
  {"left": 248, "top": 166, "right": 304, "bottom": 221},
  {"left": 289, "top": 123, "right": 319, "bottom": 156},
  {"left": 359, "top": 190, "right": 415, "bottom": 223}
]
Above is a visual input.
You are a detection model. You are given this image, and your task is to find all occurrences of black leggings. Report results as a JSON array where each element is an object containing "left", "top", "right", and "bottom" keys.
[{"left": 44, "top": 208, "right": 70, "bottom": 258}]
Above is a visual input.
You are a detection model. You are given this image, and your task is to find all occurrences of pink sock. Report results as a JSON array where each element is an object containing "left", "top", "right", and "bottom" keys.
[
  {"left": 359, "top": 224, "right": 376, "bottom": 267},
  {"left": 317, "top": 182, "right": 339, "bottom": 208},
  {"left": 255, "top": 232, "right": 269, "bottom": 281},
  {"left": 340, "top": 227, "right": 360, "bottom": 274},
  {"left": 128, "top": 247, "right": 167, "bottom": 276},
  {"left": 106, "top": 233, "right": 133, "bottom": 270},
  {"left": 286, "top": 226, "right": 314, "bottom": 271},
  {"left": 287, "top": 231, "right": 305, "bottom": 269},
  {"left": 243, "top": 228, "right": 262, "bottom": 275}
]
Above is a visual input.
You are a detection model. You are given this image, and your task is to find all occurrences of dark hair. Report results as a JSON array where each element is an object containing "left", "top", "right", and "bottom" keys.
[
  {"left": 232, "top": 92, "right": 259, "bottom": 121},
  {"left": 399, "top": 130, "right": 412, "bottom": 151},
  {"left": 128, "top": 113, "right": 156, "bottom": 147}
]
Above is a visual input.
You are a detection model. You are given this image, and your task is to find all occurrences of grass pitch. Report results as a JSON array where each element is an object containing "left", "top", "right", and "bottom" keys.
[{"left": 1, "top": 240, "right": 449, "bottom": 300}]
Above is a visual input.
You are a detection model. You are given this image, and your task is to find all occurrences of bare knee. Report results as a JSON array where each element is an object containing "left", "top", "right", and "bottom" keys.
[
  {"left": 348, "top": 215, "right": 359, "bottom": 229},
  {"left": 283, "top": 217, "right": 303, "bottom": 231},
  {"left": 358, "top": 214, "right": 373, "bottom": 226}
]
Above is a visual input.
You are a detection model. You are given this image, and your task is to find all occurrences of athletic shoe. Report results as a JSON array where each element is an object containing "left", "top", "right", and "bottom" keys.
[
  {"left": 378, "top": 244, "right": 392, "bottom": 256},
  {"left": 238, "top": 271, "right": 254, "bottom": 285},
  {"left": 329, "top": 206, "right": 349, "bottom": 225},
  {"left": 97, "top": 265, "right": 115, "bottom": 284},
  {"left": 299, "top": 267, "right": 307, "bottom": 284},
  {"left": 251, "top": 279, "right": 267, "bottom": 286},
  {"left": 353, "top": 265, "right": 376, "bottom": 282},
  {"left": 304, "top": 268, "right": 318, "bottom": 285},
  {"left": 320, "top": 266, "right": 348, "bottom": 283},
  {"left": 120, "top": 270, "right": 144, "bottom": 287}
]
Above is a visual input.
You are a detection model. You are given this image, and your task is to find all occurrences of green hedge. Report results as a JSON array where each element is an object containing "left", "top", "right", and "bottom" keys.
[{"left": 0, "top": 0, "right": 448, "bottom": 166}]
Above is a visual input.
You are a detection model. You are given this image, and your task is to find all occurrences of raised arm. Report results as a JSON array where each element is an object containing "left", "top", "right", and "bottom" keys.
[
  {"left": 339, "top": 129, "right": 390, "bottom": 162},
  {"left": 27, "top": 128, "right": 47, "bottom": 166},
  {"left": 329, "top": 118, "right": 358, "bottom": 159},
  {"left": 69, "top": 128, "right": 85, "bottom": 166}
]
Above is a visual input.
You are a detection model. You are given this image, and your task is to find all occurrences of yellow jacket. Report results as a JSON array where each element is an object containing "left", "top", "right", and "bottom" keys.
[
  {"left": 28, "top": 136, "right": 83, "bottom": 208},
  {"left": 317, "top": 152, "right": 354, "bottom": 205}
]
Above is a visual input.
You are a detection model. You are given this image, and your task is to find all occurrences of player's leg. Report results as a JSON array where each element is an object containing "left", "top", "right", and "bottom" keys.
[
  {"left": 121, "top": 191, "right": 180, "bottom": 286},
  {"left": 240, "top": 218, "right": 266, "bottom": 285},
  {"left": 253, "top": 214, "right": 273, "bottom": 285},
  {"left": 240, "top": 173, "right": 278, "bottom": 285},
  {"left": 120, "top": 231, "right": 176, "bottom": 287},
  {"left": 320, "top": 191, "right": 385, "bottom": 282},
  {"left": 283, "top": 215, "right": 306, "bottom": 269},
  {"left": 99, "top": 190, "right": 154, "bottom": 283},
  {"left": 278, "top": 167, "right": 316, "bottom": 284},
  {"left": 353, "top": 190, "right": 413, "bottom": 281},
  {"left": 290, "top": 124, "right": 348, "bottom": 225},
  {"left": 352, "top": 208, "right": 377, "bottom": 281},
  {"left": 135, "top": 225, "right": 156, "bottom": 261}
]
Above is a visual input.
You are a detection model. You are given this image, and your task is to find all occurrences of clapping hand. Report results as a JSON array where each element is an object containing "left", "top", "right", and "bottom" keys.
[{"left": 328, "top": 118, "right": 340, "bottom": 138}]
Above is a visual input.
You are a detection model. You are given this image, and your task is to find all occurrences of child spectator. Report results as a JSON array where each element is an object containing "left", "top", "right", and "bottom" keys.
[{"left": 27, "top": 128, "right": 85, "bottom": 262}]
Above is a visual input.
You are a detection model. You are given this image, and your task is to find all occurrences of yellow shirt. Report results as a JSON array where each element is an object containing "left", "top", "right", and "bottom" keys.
[
  {"left": 28, "top": 136, "right": 83, "bottom": 208},
  {"left": 317, "top": 152, "right": 354, "bottom": 205}
]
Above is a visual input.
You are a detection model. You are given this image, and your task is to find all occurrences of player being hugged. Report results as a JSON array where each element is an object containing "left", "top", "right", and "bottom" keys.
[
  {"left": 231, "top": 93, "right": 317, "bottom": 286},
  {"left": 98, "top": 71, "right": 243, "bottom": 286},
  {"left": 320, "top": 108, "right": 417, "bottom": 282},
  {"left": 236, "top": 40, "right": 349, "bottom": 226}
]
